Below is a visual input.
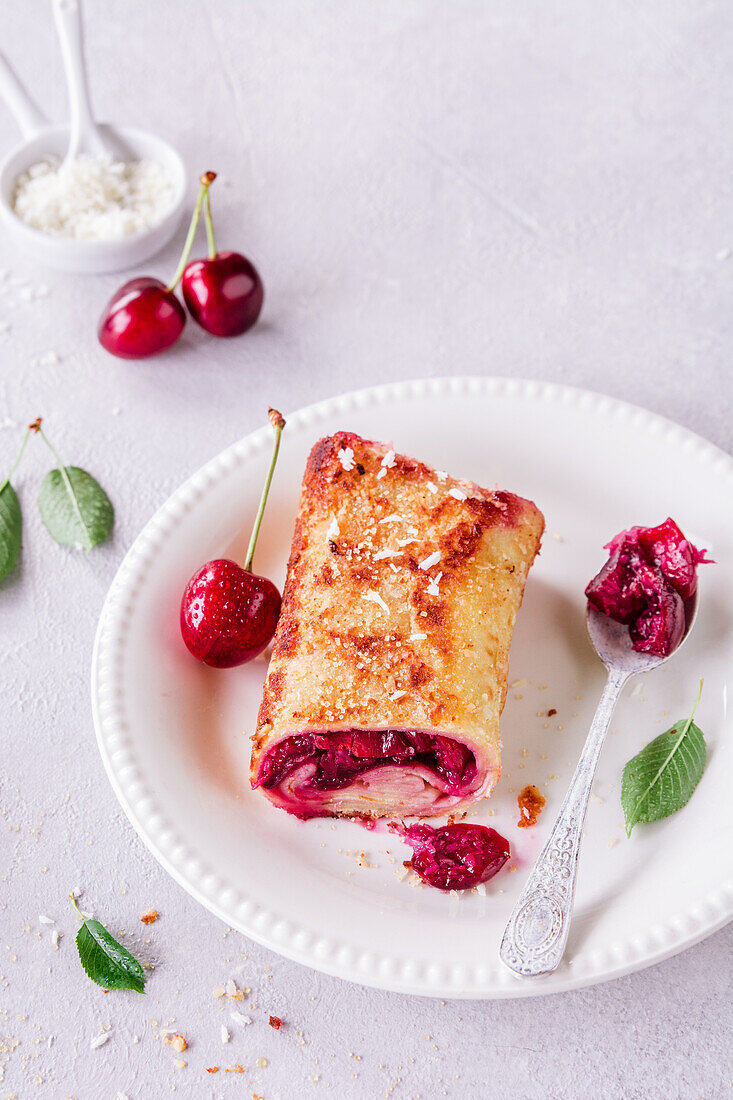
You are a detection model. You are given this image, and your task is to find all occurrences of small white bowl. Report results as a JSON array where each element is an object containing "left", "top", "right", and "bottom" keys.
[{"left": 0, "top": 123, "right": 187, "bottom": 274}]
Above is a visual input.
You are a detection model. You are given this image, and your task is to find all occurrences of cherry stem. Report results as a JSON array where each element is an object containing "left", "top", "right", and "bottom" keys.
[
  {"left": 69, "top": 893, "right": 85, "bottom": 921},
  {"left": 203, "top": 185, "right": 217, "bottom": 260},
  {"left": 0, "top": 424, "right": 33, "bottom": 495},
  {"left": 244, "top": 408, "right": 286, "bottom": 573},
  {"left": 35, "top": 421, "right": 91, "bottom": 540},
  {"left": 166, "top": 171, "right": 217, "bottom": 292}
]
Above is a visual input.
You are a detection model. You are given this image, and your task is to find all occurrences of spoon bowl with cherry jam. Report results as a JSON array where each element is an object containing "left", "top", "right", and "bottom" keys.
[{"left": 500, "top": 518, "right": 708, "bottom": 979}]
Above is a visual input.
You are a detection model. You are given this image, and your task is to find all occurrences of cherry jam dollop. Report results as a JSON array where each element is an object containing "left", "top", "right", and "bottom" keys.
[
  {"left": 585, "top": 518, "right": 711, "bottom": 657},
  {"left": 389, "top": 822, "right": 510, "bottom": 891}
]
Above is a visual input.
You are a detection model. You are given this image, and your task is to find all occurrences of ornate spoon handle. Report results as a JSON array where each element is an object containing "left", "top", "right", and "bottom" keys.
[{"left": 499, "top": 667, "right": 628, "bottom": 977}]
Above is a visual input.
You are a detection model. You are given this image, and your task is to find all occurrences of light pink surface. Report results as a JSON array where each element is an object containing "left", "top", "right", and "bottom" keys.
[{"left": 0, "top": 1, "right": 730, "bottom": 1097}]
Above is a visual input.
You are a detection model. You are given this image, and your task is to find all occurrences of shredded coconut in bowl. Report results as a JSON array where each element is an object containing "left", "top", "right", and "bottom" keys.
[{"left": 12, "top": 153, "right": 176, "bottom": 240}]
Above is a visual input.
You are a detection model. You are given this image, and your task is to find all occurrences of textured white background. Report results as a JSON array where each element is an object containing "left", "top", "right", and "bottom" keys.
[{"left": 1, "top": 2, "right": 731, "bottom": 1098}]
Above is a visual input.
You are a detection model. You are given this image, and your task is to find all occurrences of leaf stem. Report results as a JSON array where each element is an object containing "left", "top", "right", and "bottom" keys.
[
  {"left": 0, "top": 425, "right": 32, "bottom": 495},
  {"left": 70, "top": 893, "right": 85, "bottom": 922},
  {"left": 626, "top": 678, "right": 703, "bottom": 834},
  {"left": 243, "top": 409, "right": 286, "bottom": 573},
  {"left": 166, "top": 172, "right": 217, "bottom": 292},
  {"left": 203, "top": 185, "right": 217, "bottom": 260}
]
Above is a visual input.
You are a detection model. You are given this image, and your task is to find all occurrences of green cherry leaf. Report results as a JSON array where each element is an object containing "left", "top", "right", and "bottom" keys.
[
  {"left": 621, "top": 682, "right": 706, "bottom": 836},
  {"left": 0, "top": 481, "right": 22, "bottom": 580},
  {"left": 72, "top": 898, "right": 145, "bottom": 993},
  {"left": 38, "top": 466, "right": 113, "bottom": 550}
]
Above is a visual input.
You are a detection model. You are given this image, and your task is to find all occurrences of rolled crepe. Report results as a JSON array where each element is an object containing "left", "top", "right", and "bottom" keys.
[{"left": 251, "top": 432, "right": 544, "bottom": 819}]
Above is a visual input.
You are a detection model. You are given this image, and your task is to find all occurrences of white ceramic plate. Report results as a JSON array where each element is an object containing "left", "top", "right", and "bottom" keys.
[{"left": 91, "top": 378, "right": 733, "bottom": 999}]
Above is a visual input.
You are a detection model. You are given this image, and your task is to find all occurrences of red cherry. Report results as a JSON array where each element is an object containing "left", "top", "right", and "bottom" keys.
[
  {"left": 389, "top": 822, "right": 511, "bottom": 891},
  {"left": 182, "top": 252, "right": 263, "bottom": 336},
  {"left": 180, "top": 409, "right": 286, "bottom": 669},
  {"left": 97, "top": 277, "right": 185, "bottom": 359},
  {"left": 180, "top": 558, "right": 281, "bottom": 667}
]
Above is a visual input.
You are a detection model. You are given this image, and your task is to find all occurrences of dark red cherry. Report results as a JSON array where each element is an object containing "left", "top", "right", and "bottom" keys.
[
  {"left": 180, "top": 409, "right": 286, "bottom": 669},
  {"left": 182, "top": 252, "right": 263, "bottom": 336},
  {"left": 97, "top": 277, "right": 185, "bottom": 359},
  {"left": 637, "top": 517, "right": 712, "bottom": 600},
  {"left": 629, "top": 581, "right": 685, "bottom": 657},
  {"left": 389, "top": 822, "right": 511, "bottom": 891},
  {"left": 180, "top": 558, "right": 280, "bottom": 667}
]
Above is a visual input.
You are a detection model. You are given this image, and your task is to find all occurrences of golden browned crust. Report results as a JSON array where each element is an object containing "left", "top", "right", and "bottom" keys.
[{"left": 251, "top": 432, "right": 544, "bottom": 815}]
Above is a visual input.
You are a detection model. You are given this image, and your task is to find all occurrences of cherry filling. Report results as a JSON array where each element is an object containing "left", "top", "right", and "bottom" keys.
[
  {"left": 256, "top": 729, "right": 478, "bottom": 795},
  {"left": 585, "top": 517, "right": 711, "bottom": 657},
  {"left": 389, "top": 822, "right": 510, "bottom": 891}
]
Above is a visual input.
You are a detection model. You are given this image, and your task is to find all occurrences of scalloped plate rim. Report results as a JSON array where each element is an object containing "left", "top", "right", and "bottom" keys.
[{"left": 90, "top": 376, "right": 733, "bottom": 999}]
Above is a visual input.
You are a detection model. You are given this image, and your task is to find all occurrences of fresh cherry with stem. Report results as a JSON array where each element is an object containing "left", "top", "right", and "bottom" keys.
[
  {"left": 97, "top": 173, "right": 217, "bottom": 360},
  {"left": 180, "top": 408, "right": 284, "bottom": 668},
  {"left": 181, "top": 177, "right": 264, "bottom": 337}
]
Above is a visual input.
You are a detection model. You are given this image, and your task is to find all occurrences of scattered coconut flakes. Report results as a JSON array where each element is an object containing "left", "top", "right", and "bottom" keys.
[
  {"left": 225, "top": 978, "right": 238, "bottom": 997},
  {"left": 361, "top": 591, "right": 390, "bottom": 614},
  {"left": 381, "top": 449, "right": 396, "bottom": 468},
  {"left": 396, "top": 536, "right": 418, "bottom": 547},
  {"left": 38, "top": 914, "right": 54, "bottom": 925},
  {"left": 408, "top": 633, "right": 427, "bottom": 642},
  {"left": 50, "top": 929, "right": 60, "bottom": 949},
  {"left": 426, "top": 481, "right": 438, "bottom": 494},
  {"left": 419, "top": 550, "right": 441, "bottom": 571},
  {"left": 140, "top": 908, "right": 158, "bottom": 924},
  {"left": 256, "top": 1057, "right": 269, "bottom": 1068},
  {"left": 338, "top": 447, "right": 355, "bottom": 471},
  {"left": 221, "top": 1025, "right": 230, "bottom": 1044},
  {"left": 426, "top": 571, "right": 443, "bottom": 596},
  {"left": 436, "top": 470, "right": 448, "bottom": 481},
  {"left": 173, "top": 1058, "right": 186, "bottom": 1069},
  {"left": 449, "top": 487, "right": 467, "bottom": 501},
  {"left": 376, "top": 468, "right": 387, "bottom": 480},
  {"left": 389, "top": 690, "right": 407, "bottom": 701},
  {"left": 39, "top": 350, "right": 60, "bottom": 366},
  {"left": 475, "top": 883, "right": 487, "bottom": 896},
  {"left": 90, "top": 1033, "right": 110, "bottom": 1050},
  {"left": 389, "top": 562, "right": 399, "bottom": 574},
  {"left": 325, "top": 517, "right": 339, "bottom": 542},
  {"left": 373, "top": 548, "right": 401, "bottom": 560},
  {"left": 230, "top": 1011, "right": 252, "bottom": 1028},
  {"left": 379, "top": 513, "right": 403, "bottom": 524},
  {"left": 212, "top": 986, "right": 225, "bottom": 998}
]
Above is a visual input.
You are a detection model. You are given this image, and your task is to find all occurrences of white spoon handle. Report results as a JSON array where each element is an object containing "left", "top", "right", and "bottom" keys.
[
  {"left": 499, "top": 667, "right": 628, "bottom": 977},
  {"left": 52, "top": 0, "right": 107, "bottom": 160},
  {"left": 0, "top": 53, "right": 48, "bottom": 137}
]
